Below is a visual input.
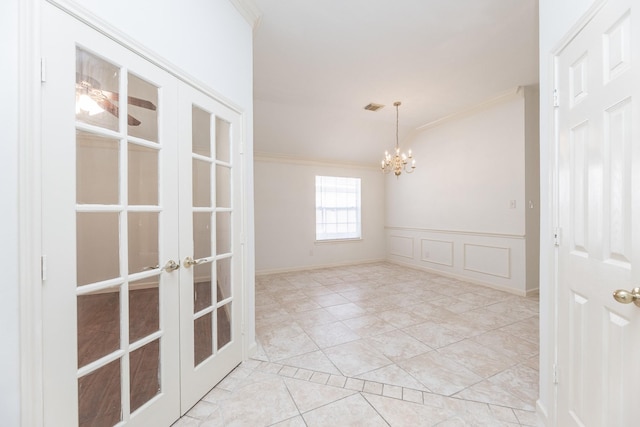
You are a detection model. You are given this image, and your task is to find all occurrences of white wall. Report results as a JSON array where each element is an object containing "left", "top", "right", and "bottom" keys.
[
  {"left": 1, "top": 0, "right": 21, "bottom": 424},
  {"left": 538, "top": 0, "right": 596, "bottom": 424},
  {"left": 254, "top": 156, "right": 386, "bottom": 274},
  {"left": 386, "top": 90, "right": 538, "bottom": 295}
]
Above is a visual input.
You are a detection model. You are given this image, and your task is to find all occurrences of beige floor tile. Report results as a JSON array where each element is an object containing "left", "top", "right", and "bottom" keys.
[
  {"left": 258, "top": 323, "right": 319, "bottom": 361},
  {"left": 402, "top": 388, "right": 423, "bottom": 404},
  {"left": 323, "top": 339, "right": 393, "bottom": 377},
  {"left": 383, "top": 384, "right": 403, "bottom": 399},
  {"left": 342, "top": 314, "right": 396, "bottom": 337},
  {"left": 403, "top": 321, "right": 466, "bottom": 349},
  {"left": 472, "top": 330, "right": 539, "bottom": 359},
  {"left": 283, "top": 377, "right": 356, "bottom": 413},
  {"left": 302, "top": 394, "right": 388, "bottom": 427},
  {"left": 356, "top": 364, "right": 429, "bottom": 391},
  {"left": 303, "top": 320, "right": 360, "bottom": 348},
  {"left": 215, "top": 376, "right": 299, "bottom": 427},
  {"left": 269, "top": 416, "right": 307, "bottom": 427},
  {"left": 171, "top": 416, "right": 200, "bottom": 427},
  {"left": 290, "top": 308, "right": 338, "bottom": 328},
  {"left": 363, "top": 393, "right": 454, "bottom": 426},
  {"left": 453, "top": 379, "right": 535, "bottom": 411},
  {"left": 514, "top": 408, "right": 539, "bottom": 426},
  {"left": 437, "top": 339, "right": 518, "bottom": 378},
  {"left": 366, "top": 329, "right": 433, "bottom": 362},
  {"left": 398, "top": 351, "right": 482, "bottom": 396},
  {"left": 312, "top": 293, "right": 350, "bottom": 307},
  {"left": 324, "top": 302, "right": 367, "bottom": 320},
  {"left": 377, "top": 307, "right": 428, "bottom": 328},
  {"left": 276, "top": 350, "right": 341, "bottom": 375}
]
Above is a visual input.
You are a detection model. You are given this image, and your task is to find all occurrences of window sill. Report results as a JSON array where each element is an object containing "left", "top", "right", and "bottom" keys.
[{"left": 314, "top": 238, "right": 363, "bottom": 244}]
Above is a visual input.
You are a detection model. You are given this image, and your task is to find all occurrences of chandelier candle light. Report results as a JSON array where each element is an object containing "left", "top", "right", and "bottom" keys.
[{"left": 381, "top": 101, "right": 416, "bottom": 177}]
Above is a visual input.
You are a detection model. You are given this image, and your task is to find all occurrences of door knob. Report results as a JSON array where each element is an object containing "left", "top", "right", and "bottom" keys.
[
  {"left": 162, "top": 260, "right": 180, "bottom": 272},
  {"left": 613, "top": 287, "right": 640, "bottom": 307},
  {"left": 183, "top": 256, "right": 204, "bottom": 268}
]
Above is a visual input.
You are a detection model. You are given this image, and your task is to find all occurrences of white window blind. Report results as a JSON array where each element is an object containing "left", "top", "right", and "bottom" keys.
[{"left": 315, "top": 175, "right": 361, "bottom": 241}]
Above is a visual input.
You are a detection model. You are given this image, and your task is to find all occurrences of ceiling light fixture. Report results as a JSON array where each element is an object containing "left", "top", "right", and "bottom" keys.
[{"left": 381, "top": 101, "right": 415, "bottom": 177}]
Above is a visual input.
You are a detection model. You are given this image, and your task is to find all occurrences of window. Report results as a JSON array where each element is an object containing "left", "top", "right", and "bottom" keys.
[{"left": 315, "top": 175, "right": 361, "bottom": 241}]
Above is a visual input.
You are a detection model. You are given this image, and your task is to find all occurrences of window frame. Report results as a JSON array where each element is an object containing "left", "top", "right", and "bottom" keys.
[{"left": 315, "top": 175, "right": 362, "bottom": 242}]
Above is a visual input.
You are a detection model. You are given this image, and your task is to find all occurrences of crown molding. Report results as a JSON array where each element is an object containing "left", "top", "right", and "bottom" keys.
[
  {"left": 415, "top": 86, "right": 524, "bottom": 133},
  {"left": 254, "top": 151, "right": 380, "bottom": 171},
  {"left": 228, "top": 0, "right": 262, "bottom": 30}
]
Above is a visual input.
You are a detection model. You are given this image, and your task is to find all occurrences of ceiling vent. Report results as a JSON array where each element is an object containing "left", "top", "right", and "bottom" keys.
[{"left": 364, "top": 103, "right": 385, "bottom": 112}]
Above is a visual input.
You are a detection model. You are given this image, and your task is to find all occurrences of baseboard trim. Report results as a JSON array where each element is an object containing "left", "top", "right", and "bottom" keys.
[
  {"left": 256, "top": 258, "right": 386, "bottom": 276},
  {"left": 387, "top": 259, "right": 529, "bottom": 297}
]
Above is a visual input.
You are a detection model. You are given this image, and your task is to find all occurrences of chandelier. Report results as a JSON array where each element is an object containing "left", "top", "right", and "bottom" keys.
[{"left": 381, "top": 101, "right": 416, "bottom": 177}]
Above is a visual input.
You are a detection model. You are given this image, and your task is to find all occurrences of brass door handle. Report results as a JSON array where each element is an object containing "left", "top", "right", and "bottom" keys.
[
  {"left": 183, "top": 256, "right": 209, "bottom": 268},
  {"left": 162, "top": 260, "right": 180, "bottom": 272},
  {"left": 613, "top": 287, "right": 640, "bottom": 307}
]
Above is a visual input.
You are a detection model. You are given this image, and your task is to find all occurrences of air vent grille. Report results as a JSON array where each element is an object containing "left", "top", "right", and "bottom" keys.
[{"left": 364, "top": 103, "right": 384, "bottom": 111}]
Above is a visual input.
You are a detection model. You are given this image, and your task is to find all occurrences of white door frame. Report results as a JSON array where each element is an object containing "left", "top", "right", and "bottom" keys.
[{"left": 17, "top": 0, "right": 252, "bottom": 424}]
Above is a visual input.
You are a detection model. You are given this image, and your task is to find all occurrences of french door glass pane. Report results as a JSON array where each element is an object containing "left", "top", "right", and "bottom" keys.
[
  {"left": 127, "top": 212, "right": 159, "bottom": 274},
  {"left": 216, "top": 212, "right": 231, "bottom": 255},
  {"left": 129, "top": 278, "right": 160, "bottom": 343},
  {"left": 216, "top": 257, "right": 232, "bottom": 301},
  {"left": 217, "top": 303, "right": 232, "bottom": 350},
  {"left": 129, "top": 339, "right": 161, "bottom": 413},
  {"left": 192, "top": 106, "right": 211, "bottom": 157},
  {"left": 194, "top": 313, "right": 213, "bottom": 366},
  {"left": 77, "top": 288, "right": 120, "bottom": 368},
  {"left": 76, "top": 131, "right": 119, "bottom": 205},
  {"left": 194, "top": 263, "right": 212, "bottom": 313},
  {"left": 76, "top": 212, "right": 120, "bottom": 286},
  {"left": 128, "top": 143, "right": 159, "bottom": 205},
  {"left": 127, "top": 73, "right": 159, "bottom": 142},
  {"left": 216, "top": 165, "right": 231, "bottom": 208},
  {"left": 192, "top": 159, "right": 211, "bottom": 207},
  {"left": 78, "top": 358, "right": 121, "bottom": 427},
  {"left": 215, "top": 117, "right": 230, "bottom": 163},
  {"left": 193, "top": 212, "right": 212, "bottom": 259},
  {"left": 76, "top": 48, "right": 120, "bottom": 132}
]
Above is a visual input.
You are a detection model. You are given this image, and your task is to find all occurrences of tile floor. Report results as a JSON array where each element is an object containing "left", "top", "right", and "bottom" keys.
[{"left": 174, "top": 262, "right": 539, "bottom": 426}]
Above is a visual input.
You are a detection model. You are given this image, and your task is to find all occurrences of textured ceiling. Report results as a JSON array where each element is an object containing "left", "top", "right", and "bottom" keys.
[{"left": 252, "top": 0, "right": 539, "bottom": 165}]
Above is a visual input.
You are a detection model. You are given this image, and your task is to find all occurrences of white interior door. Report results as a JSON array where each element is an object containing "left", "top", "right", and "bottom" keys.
[
  {"left": 40, "top": 4, "right": 244, "bottom": 426},
  {"left": 555, "top": 0, "right": 639, "bottom": 425},
  {"left": 178, "top": 83, "right": 243, "bottom": 411}
]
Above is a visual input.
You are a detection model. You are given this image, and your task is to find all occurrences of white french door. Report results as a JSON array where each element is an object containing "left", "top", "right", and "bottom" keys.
[
  {"left": 555, "top": 0, "right": 639, "bottom": 425},
  {"left": 177, "top": 83, "right": 243, "bottom": 410},
  {"left": 41, "top": 3, "right": 243, "bottom": 426}
]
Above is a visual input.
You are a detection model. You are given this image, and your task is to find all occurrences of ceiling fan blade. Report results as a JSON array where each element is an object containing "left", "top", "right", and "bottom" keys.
[
  {"left": 127, "top": 114, "right": 141, "bottom": 126},
  {"left": 95, "top": 98, "right": 119, "bottom": 118},
  {"left": 93, "top": 98, "right": 141, "bottom": 126},
  {"left": 127, "top": 96, "right": 157, "bottom": 111},
  {"left": 101, "top": 90, "right": 157, "bottom": 111}
]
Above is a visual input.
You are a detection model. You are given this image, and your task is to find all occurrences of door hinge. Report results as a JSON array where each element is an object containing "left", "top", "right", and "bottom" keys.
[
  {"left": 553, "top": 89, "right": 559, "bottom": 107},
  {"left": 553, "top": 363, "right": 559, "bottom": 384},
  {"left": 40, "top": 57, "right": 46, "bottom": 83},
  {"left": 41, "top": 255, "right": 47, "bottom": 281},
  {"left": 554, "top": 227, "right": 561, "bottom": 247}
]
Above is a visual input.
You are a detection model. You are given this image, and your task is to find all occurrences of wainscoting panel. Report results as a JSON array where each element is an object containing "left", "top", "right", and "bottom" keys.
[
  {"left": 386, "top": 227, "right": 529, "bottom": 295},
  {"left": 389, "top": 235, "right": 414, "bottom": 259},
  {"left": 420, "top": 239, "right": 454, "bottom": 266},
  {"left": 463, "top": 244, "right": 510, "bottom": 278}
]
